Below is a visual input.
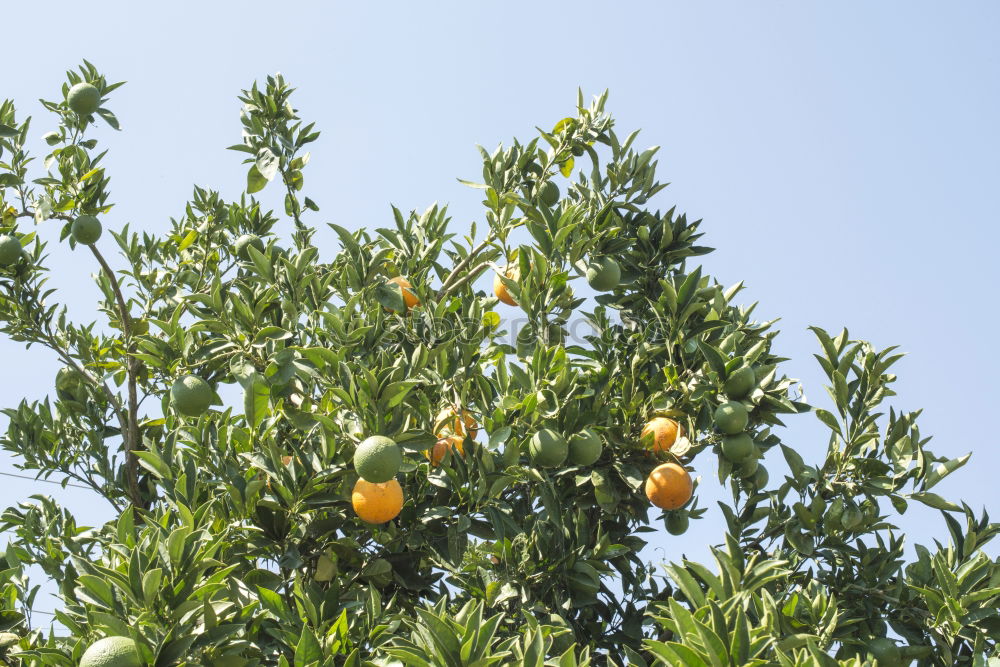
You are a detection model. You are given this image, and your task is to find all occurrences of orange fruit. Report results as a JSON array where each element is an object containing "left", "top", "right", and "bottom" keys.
[
  {"left": 386, "top": 276, "right": 420, "bottom": 310},
  {"left": 645, "top": 462, "right": 693, "bottom": 510},
  {"left": 640, "top": 417, "right": 683, "bottom": 455},
  {"left": 281, "top": 455, "right": 293, "bottom": 466},
  {"left": 493, "top": 265, "right": 520, "bottom": 306},
  {"left": 434, "top": 406, "right": 479, "bottom": 439},
  {"left": 352, "top": 478, "right": 404, "bottom": 524},
  {"left": 426, "top": 434, "right": 465, "bottom": 466}
]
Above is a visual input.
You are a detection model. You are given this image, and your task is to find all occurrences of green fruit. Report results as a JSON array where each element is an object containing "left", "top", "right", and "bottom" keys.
[
  {"left": 825, "top": 498, "right": 845, "bottom": 530},
  {"left": 724, "top": 366, "right": 756, "bottom": 399},
  {"left": 841, "top": 505, "right": 864, "bottom": 531},
  {"left": 67, "top": 82, "right": 101, "bottom": 115},
  {"left": 666, "top": 513, "right": 689, "bottom": 535},
  {"left": 750, "top": 466, "right": 769, "bottom": 489},
  {"left": 867, "top": 638, "right": 902, "bottom": 666},
  {"left": 354, "top": 435, "right": 402, "bottom": 483},
  {"left": 738, "top": 456, "right": 759, "bottom": 479},
  {"left": 72, "top": 215, "right": 103, "bottom": 244},
  {"left": 721, "top": 433, "right": 754, "bottom": 463},
  {"left": 234, "top": 233, "right": 265, "bottom": 260},
  {"left": 43, "top": 131, "right": 62, "bottom": 146},
  {"left": 585, "top": 257, "right": 620, "bottom": 292},
  {"left": 529, "top": 429, "right": 568, "bottom": 468},
  {"left": 714, "top": 400, "right": 749, "bottom": 434},
  {"left": 170, "top": 374, "right": 214, "bottom": 417},
  {"left": 539, "top": 181, "right": 560, "bottom": 206},
  {"left": 79, "top": 636, "right": 141, "bottom": 667},
  {"left": 56, "top": 366, "right": 85, "bottom": 392},
  {"left": 567, "top": 428, "right": 602, "bottom": 466},
  {"left": 0, "top": 235, "right": 21, "bottom": 265}
]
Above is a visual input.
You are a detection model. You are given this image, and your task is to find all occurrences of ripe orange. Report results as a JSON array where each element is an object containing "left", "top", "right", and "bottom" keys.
[
  {"left": 386, "top": 276, "right": 420, "bottom": 310},
  {"left": 426, "top": 434, "right": 465, "bottom": 465},
  {"left": 640, "top": 417, "right": 683, "bottom": 455},
  {"left": 352, "top": 478, "right": 404, "bottom": 524},
  {"left": 493, "top": 265, "right": 520, "bottom": 306},
  {"left": 434, "top": 406, "right": 479, "bottom": 439},
  {"left": 645, "top": 462, "right": 693, "bottom": 510}
]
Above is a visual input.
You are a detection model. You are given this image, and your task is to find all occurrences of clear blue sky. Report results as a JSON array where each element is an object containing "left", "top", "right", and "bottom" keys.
[{"left": 2, "top": 0, "right": 998, "bottom": 617}]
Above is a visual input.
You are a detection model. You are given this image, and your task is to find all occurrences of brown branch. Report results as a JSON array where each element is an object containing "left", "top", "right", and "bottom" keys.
[{"left": 89, "top": 244, "right": 142, "bottom": 509}]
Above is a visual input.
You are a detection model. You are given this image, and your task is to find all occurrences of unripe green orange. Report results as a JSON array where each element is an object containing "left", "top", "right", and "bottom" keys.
[{"left": 67, "top": 82, "right": 101, "bottom": 115}]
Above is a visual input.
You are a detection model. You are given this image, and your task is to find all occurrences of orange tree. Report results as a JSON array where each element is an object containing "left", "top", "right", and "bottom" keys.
[{"left": 0, "top": 63, "right": 997, "bottom": 666}]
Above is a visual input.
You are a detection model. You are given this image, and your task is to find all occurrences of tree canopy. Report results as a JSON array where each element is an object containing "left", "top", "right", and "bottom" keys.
[{"left": 0, "top": 62, "right": 997, "bottom": 666}]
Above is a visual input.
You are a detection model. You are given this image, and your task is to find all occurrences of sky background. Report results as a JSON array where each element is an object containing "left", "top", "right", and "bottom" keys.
[{"left": 2, "top": 0, "right": 998, "bottom": 623}]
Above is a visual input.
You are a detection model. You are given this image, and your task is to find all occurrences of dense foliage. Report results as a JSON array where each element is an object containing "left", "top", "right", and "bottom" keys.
[{"left": 0, "top": 62, "right": 996, "bottom": 666}]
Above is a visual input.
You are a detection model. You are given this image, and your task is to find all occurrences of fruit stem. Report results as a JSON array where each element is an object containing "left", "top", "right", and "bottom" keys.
[{"left": 89, "top": 244, "right": 143, "bottom": 509}]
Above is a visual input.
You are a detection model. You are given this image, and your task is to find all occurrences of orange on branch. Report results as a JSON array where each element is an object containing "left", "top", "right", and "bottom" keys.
[
  {"left": 386, "top": 276, "right": 420, "bottom": 310},
  {"left": 426, "top": 434, "right": 465, "bottom": 466},
  {"left": 645, "top": 462, "right": 693, "bottom": 510},
  {"left": 493, "top": 264, "right": 520, "bottom": 306},
  {"left": 352, "top": 478, "right": 404, "bottom": 524},
  {"left": 434, "top": 406, "right": 479, "bottom": 439},
  {"left": 640, "top": 417, "right": 683, "bottom": 455}
]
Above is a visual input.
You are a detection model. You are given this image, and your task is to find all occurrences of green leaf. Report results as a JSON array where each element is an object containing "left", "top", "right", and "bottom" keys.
[
  {"left": 923, "top": 453, "right": 971, "bottom": 491},
  {"left": 244, "top": 373, "right": 271, "bottom": 428},
  {"left": 0, "top": 124, "right": 18, "bottom": 138},
  {"left": 294, "top": 626, "right": 322, "bottom": 667},
  {"left": 909, "top": 492, "right": 962, "bottom": 512},
  {"left": 247, "top": 164, "right": 267, "bottom": 193}
]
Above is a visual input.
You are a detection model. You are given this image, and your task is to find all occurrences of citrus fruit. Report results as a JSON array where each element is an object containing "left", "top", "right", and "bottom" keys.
[
  {"left": 645, "top": 462, "right": 693, "bottom": 510},
  {"left": 539, "top": 181, "right": 560, "bottom": 206},
  {"left": 640, "top": 417, "right": 683, "bottom": 455},
  {"left": 721, "top": 433, "right": 754, "bottom": 463},
  {"left": 737, "top": 456, "right": 759, "bottom": 478},
  {"left": 353, "top": 435, "right": 402, "bottom": 483},
  {"left": 750, "top": 466, "right": 768, "bottom": 489},
  {"left": 386, "top": 275, "right": 419, "bottom": 310},
  {"left": 234, "top": 233, "right": 264, "bottom": 260},
  {"left": 714, "top": 400, "right": 748, "bottom": 434},
  {"left": 665, "top": 512, "right": 689, "bottom": 535},
  {"left": 529, "top": 428, "right": 568, "bottom": 468},
  {"left": 352, "top": 477, "right": 403, "bottom": 524},
  {"left": 427, "top": 434, "right": 464, "bottom": 466},
  {"left": 585, "top": 257, "right": 620, "bottom": 292},
  {"left": 867, "top": 638, "right": 902, "bottom": 666},
  {"left": 67, "top": 82, "right": 101, "bottom": 115},
  {"left": 825, "top": 498, "right": 845, "bottom": 530},
  {"left": 724, "top": 365, "right": 756, "bottom": 399},
  {"left": 170, "top": 374, "right": 214, "bottom": 417},
  {"left": 0, "top": 235, "right": 21, "bottom": 265},
  {"left": 56, "top": 366, "right": 85, "bottom": 392},
  {"left": 567, "top": 428, "right": 602, "bottom": 466},
  {"left": 79, "top": 636, "right": 141, "bottom": 667},
  {"left": 493, "top": 264, "right": 520, "bottom": 306},
  {"left": 434, "top": 406, "right": 479, "bottom": 439},
  {"left": 72, "top": 215, "right": 103, "bottom": 245}
]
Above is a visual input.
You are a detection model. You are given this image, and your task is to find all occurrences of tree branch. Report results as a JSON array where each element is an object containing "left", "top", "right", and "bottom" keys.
[
  {"left": 89, "top": 244, "right": 143, "bottom": 509},
  {"left": 438, "top": 233, "right": 496, "bottom": 297}
]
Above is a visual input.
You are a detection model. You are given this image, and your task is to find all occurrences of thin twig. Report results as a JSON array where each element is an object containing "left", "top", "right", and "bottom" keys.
[
  {"left": 438, "top": 232, "right": 496, "bottom": 295},
  {"left": 88, "top": 244, "right": 142, "bottom": 509}
]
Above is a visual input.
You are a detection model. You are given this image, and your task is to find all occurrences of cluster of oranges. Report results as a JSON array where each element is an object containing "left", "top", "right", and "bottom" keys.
[
  {"left": 350, "top": 407, "right": 477, "bottom": 524},
  {"left": 352, "top": 273, "right": 696, "bottom": 527}
]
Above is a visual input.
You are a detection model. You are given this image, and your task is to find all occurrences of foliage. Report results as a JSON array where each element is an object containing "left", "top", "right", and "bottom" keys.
[{"left": 0, "top": 61, "right": 996, "bottom": 666}]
